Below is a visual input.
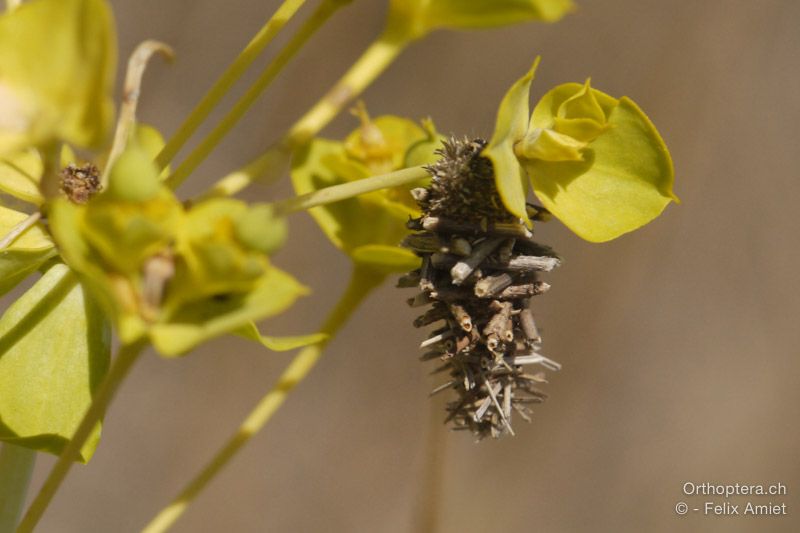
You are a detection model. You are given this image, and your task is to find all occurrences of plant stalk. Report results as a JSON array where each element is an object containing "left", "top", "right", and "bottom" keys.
[
  {"left": 16, "top": 340, "right": 148, "bottom": 533},
  {"left": 202, "top": 29, "right": 410, "bottom": 198},
  {"left": 272, "top": 165, "right": 429, "bottom": 215},
  {"left": 414, "top": 392, "right": 446, "bottom": 533},
  {"left": 141, "top": 265, "right": 385, "bottom": 533},
  {"left": 165, "top": 0, "right": 349, "bottom": 190},
  {"left": 155, "top": 0, "right": 309, "bottom": 171},
  {"left": 0, "top": 444, "right": 35, "bottom": 533}
]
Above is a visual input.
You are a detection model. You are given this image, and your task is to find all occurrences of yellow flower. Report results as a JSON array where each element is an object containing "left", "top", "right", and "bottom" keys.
[
  {"left": 484, "top": 58, "right": 677, "bottom": 242},
  {"left": 292, "top": 109, "right": 441, "bottom": 273}
]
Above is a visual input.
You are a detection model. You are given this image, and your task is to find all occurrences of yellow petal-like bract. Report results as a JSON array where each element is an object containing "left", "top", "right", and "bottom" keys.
[
  {"left": 0, "top": 0, "right": 116, "bottom": 156},
  {"left": 485, "top": 60, "right": 677, "bottom": 242}
]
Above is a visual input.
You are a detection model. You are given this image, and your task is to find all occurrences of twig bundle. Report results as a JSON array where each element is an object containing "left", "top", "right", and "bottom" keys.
[{"left": 400, "top": 138, "right": 562, "bottom": 438}]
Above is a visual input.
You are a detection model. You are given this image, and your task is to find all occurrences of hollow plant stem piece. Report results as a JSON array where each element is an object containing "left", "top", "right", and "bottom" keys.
[
  {"left": 0, "top": 444, "right": 36, "bottom": 533},
  {"left": 141, "top": 265, "right": 385, "bottom": 533},
  {"left": 203, "top": 30, "right": 410, "bottom": 198},
  {"left": 272, "top": 165, "right": 429, "bottom": 215},
  {"left": 165, "top": 0, "right": 348, "bottom": 189},
  {"left": 16, "top": 340, "right": 148, "bottom": 533},
  {"left": 155, "top": 0, "right": 309, "bottom": 171}
]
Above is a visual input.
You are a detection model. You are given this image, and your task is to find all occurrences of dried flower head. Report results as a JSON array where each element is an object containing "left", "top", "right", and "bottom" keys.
[
  {"left": 400, "top": 137, "right": 561, "bottom": 439},
  {"left": 60, "top": 163, "right": 101, "bottom": 204}
]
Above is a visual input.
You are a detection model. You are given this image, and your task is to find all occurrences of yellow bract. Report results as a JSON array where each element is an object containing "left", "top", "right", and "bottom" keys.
[
  {"left": 0, "top": 205, "right": 57, "bottom": 296},
  {"left": 50, "top": 143, "right": 301, "bottom": 356},
  {"left": 485, "top": 60, "right": 677, "bottom": 242},
  {"left": 292, "top": 114, "right": 439, "bottom": 274},
  {"left": 0, "top": 0, "right": 116, "bottom": 156}
]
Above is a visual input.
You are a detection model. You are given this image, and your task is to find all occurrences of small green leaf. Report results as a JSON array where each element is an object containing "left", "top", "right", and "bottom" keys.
[
  {"left": 525, "top": 83, "right": 677, "bottom": 241},
  {"left": 0, "top": 0, "right": 117, "bottom": 155},
  {"left": 387, "top": 0, "right": 575, "bottom": 40},
  {"left": 0, "top": 205, "right": 57, "bottom": 297},
  {"left": 236, "top": 321, "right": 327, "bottom": 352},
  {"left": 0, "top": 263, "right": 111, "bottom": 462},
  {"left": 150, "top": 266, "right": 309, "bottom": 357},
  {"left": 483, "top": 57, "right": 540, "bottom": 222}
]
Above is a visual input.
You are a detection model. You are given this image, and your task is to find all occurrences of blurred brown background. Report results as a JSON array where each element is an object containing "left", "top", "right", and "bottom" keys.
[{"left": 25, "top": 0, "right": 800, "bottom": 531}]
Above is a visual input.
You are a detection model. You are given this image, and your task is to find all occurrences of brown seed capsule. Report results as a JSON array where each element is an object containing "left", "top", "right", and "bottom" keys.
[{"left": 60, "top": 163, "right": 101, "bottom": 204}]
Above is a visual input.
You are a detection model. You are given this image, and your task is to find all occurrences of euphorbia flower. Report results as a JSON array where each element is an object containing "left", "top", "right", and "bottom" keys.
[
  {"left": 484, "top": 58, "right": 677, "bottom": 242},
  {"left": 291, "top": 109, "right": 441, "bottom": 274},
  {"left": 0, "top": 0, "right": 115, "bottom": 157},
  {"left": 50, "top": 142, "right": 304, "bottom": 356}
]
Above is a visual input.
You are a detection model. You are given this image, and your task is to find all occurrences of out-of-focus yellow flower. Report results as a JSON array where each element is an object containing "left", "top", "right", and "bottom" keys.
[
  {"left": 291, "top": 109, "right": 441, "bottom": 273},
  {"left": 50, "top": 143, "right": 302, "bottom": 357},
  {"left": 0, "top": 0, "right": 116, "bottom": 157}
]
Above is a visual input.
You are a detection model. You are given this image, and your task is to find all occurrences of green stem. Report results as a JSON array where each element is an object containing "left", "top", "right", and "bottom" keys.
[
  {"left": 414, "top": 392, "right": 446, "bottom": 533},
  {"left": 155, "top": 0, "right": 309, "bottom": 172},
  {"left": 202, "top": 29, "right": 411, "bottom": 199},
  {"left": 16, "top": 340, "right": 147, "bottom": 533},
  {"left": 37, "top": 142, "right": 61, "bottom": 202},
  {"left": 284, "top": 29, "right": 409, "bottom": 148},
  {"left": 0, "top": 444, "right": 35, "bottom": 533},
  {"left": 272, "top": 165, "right": 429, "bottom": 215},
  {"left": 165, "top": 0, "right": 346, "bottom": 190},
  {"left": 141, "top": 265, "right": 385, "bottom": 533}
]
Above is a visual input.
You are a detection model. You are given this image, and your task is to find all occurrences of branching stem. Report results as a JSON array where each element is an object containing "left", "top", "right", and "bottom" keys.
[
  {"left": 155, "top": 0, "right": 309, "bottom": 171},
  {"left": 203, "top": 29, "right": 410, "bottom": 198},
  {"left": 164, "top": 0, "right": 347, "bottom": 190},
  {"left": 272, "top": 165, "right": 429, "bottom": 215}
]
